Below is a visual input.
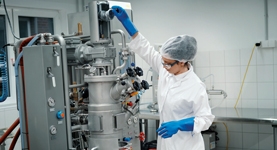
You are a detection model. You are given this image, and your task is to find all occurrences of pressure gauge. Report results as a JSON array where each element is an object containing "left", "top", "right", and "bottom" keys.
[
  {"left": 127, "top": 118, "right": 132, "bottom": 125},
  {"left": 133, "top": 116, "right": 138, "bottom": 124},
  {"left": 48, "top": 97, "right": 55, "bottom": 107},
  {"left": 49, "top": 125, "right": 57, "bottom": 135}
]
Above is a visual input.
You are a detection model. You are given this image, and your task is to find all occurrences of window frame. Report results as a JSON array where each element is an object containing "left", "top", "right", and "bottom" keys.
[
  {"left": 0, "top": 8, "right": 17, "bottom": 107},
  {"left": 0, "top": 7, "right": 62, "bottom": 107}
]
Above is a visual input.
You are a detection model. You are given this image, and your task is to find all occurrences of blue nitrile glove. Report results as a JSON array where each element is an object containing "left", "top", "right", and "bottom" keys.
[
  {"left": 156, "top": 117, "right": 195, "bottom": 138},
  {"left": 111, "top": 6, "right": 138, "bottom": 36}
]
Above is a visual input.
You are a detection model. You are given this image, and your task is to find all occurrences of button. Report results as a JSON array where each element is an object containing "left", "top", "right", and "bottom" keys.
[{"left": 56, "top": 110, "right": 64, "bottom": 119}]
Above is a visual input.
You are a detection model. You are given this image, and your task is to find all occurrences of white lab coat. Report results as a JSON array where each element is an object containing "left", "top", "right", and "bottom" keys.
[{"left": 129, "top": 33, "right": 215, "bottom": 150}]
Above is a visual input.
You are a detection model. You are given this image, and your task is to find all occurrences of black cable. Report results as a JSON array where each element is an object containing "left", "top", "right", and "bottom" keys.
[
  {"left": 2, "top": 43, "right": 13, "bottom": 48},
  {"left": 3, "top": 0, "right": 20, "bottom": 40},
  {"left": 122, "top": 105, "right": 134, "bottom": 116}
]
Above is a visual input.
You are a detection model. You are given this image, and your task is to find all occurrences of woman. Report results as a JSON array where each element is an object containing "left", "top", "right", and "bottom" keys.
[{"left": 112, "top": 6, "right": 215, "bottom": 150}]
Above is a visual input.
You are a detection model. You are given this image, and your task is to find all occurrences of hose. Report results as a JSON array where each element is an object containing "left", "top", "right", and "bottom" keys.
[
  {"left": 0, "top": 47, "right": 9, "bottom": 102},
  {"left": 9, "top": 128, "right": 20, "bottom": 150},
  {"left": 0, "top": 118, "right": 19, "bottom": 144},
  {"left": 234, "top": 45, "right": 256, "bottom": 108},
  {"left": 14, "top": 34, "right": 40, "bottom": 149}
]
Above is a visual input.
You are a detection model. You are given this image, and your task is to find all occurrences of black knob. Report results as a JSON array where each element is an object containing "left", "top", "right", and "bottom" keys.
[
  {"left": 133, "top": 81, "right": 140, "bottom": 91},
  {"left": 121, "top": 81, "right": 126, "bottom": 85},
  {"left": 141, "top": 80, "right": 149, "bottom": 90},
  {"left": 134, "top": 67, "right": 143, "bottom": 76},
  {"left": 126, "top": 67, "right": 135, "bottom": 77}
]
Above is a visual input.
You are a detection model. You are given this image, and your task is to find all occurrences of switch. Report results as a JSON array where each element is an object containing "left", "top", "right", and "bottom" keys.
[{"left": 56, "top": 111, "right": 65, "bottom": 119}]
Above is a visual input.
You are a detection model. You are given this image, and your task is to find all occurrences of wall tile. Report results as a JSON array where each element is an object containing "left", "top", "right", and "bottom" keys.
[
  {"left": 225, "top": 83, "right": 241, "bottom": 99},
  {"left": 228, "top": 132, "right": 243, "bottom": 149},
  {"left": 225, "top": 66, "right": 241, "bottom": 82},
  {"left": 274, "top": 65, "right": 277, "bottom": 82},
  {"left": 0, "top": 110, "right": 5, "bottom": 129},
  {"left": 257, "top": 83, "right": 274, "bottom": 100},
  {"left": 274, "top": 48, "right": 277, "bottom": 64},
  {"left": 258, "top": 134, "right": 273, "bottom": 150},
  {"left": 226, "top": 99, "right": 241, "bottom": 108},
  {"left": 4, "top": 108, "right": 19, "bottom": 129},
  {"left": 241, "top": 83, "right": 258, "bottom": 99},
  {"left": 258, "top": 125, "right": 274, "bottom": 134},
  {"left": 257, "top": 65, "right": 274, "bottom": 82},
  {"left": 240, "top": 66, "right": 257, "bottom": 83},
  {"left": 225, "top": 50, "right": 240, "bottom": 66},
  {"left": 210, "top": 98, "right": 227, "bottom": 109},
  {"left": 210, "top": 51, "right": 225, "bottom": 67},
  {"left": 275, "top": 83, "right": 277, "bottom": 101},
  {"left": 257, "top": 100, "right": 274, "bottom": 109},
  {"left": 241, "top": 99, "right": 258, "bottom": 108},
  {"left": 195, "top": 67, "right": 211, "bottom": 83},
  {"left": 240, "top": 48, "right": 257, "bottom": 66},
  {"left": 242, "top": 124, "right": 258, "bottom": 133},
  {"left": 242, "top": 133, "right": 259, "bottom": 149},
  {"left": 256, "top": 48, "right": 274, "bottom": 65},
  {"left": 210, "top": 67, "right": 225, "bottom": 82},
  {"left": 194, "top": 51, "right": 210, "bottom": 67},
  {"left": 225, "top": 123, "right": 242, "bottom": 132}
]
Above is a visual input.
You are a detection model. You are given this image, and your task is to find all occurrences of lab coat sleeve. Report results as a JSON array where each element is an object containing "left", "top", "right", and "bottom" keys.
[
  {"left": 128, "top": 33, "right": 162, "bottom": 73},
  {"left": 192, "top": 85, "right": 215, "bottom": 134}
]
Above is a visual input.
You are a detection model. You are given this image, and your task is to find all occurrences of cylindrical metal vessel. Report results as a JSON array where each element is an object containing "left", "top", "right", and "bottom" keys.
[{"left": 85, "top": 75, "right": 124, "bottom": 149}]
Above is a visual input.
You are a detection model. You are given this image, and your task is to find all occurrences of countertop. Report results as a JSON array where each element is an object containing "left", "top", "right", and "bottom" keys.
[{"left": 139, "top": 107, "right": 277, "bottom": 125}]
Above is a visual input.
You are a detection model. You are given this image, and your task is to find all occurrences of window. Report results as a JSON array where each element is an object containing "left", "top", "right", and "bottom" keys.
[
  {"left": 0, "top": 15, "right": 7, "bottom": 47},
  {"left": 19, "top": 16, "right": 54, "bottom": 38},
  {"left": 0, "top": 15, "right": 8, "bottom": 96}
]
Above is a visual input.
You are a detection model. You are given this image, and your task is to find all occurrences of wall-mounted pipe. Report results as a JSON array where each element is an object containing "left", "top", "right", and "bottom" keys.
[{"left": 264, "top": 0, "right": 268, "bottom": 40}]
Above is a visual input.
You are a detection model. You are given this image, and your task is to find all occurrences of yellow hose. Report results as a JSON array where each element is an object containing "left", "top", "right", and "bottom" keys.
[{"left": 234, "top": 45, "right": 256, "bottom": 108}]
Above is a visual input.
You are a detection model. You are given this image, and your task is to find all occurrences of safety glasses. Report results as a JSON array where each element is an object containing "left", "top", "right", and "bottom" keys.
[{"left": 161, "top": 59, "right": 179, "bottom": 69}]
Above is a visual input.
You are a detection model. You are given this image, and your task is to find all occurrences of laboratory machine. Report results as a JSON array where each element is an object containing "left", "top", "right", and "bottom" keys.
[{"left": 1, "top": 1, "right": 149, "bottom": 150}]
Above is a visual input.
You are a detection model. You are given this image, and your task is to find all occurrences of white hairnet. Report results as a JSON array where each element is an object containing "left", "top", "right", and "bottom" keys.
[{"left": 160, "top": 35, "right": 197, "bottom": 62}]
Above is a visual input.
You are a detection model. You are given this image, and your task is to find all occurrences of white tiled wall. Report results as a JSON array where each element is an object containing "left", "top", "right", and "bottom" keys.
[{"left": 194, "top": 46, "right": 277, "bottom": 150}]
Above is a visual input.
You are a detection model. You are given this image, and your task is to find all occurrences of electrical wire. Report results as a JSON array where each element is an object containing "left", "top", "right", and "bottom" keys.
[
  {"left": 3, "top": 0, "right": 20, "bottom": 40},
  {"left": 0, "top": 118, "right": 19, "bottom": 144},
  {"left": 234, "top": 45, "right": 256, "bottom": 108},
  {"left": 9, "top": 128, "right": 20, "bottom": 150}
]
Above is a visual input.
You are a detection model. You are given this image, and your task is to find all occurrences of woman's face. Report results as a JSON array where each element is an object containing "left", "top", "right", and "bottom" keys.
[{"left": 161, "top": 56, "right": 187, "bottom": 75}]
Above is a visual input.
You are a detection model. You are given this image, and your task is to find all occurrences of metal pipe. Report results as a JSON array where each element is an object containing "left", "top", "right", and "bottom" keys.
[
  {"left": 89, "top": 1, "right": 100, "bottom": 43},
  {"left": 111, "top": 30, "right": 126, "bottom": 48},
  {"left": 69, "top": 83, "right": 87, "bottom": 89},
  {"left": 112, "top": 59, "right": 127, "bottom": 74},
  {"left": 264, "top": 0, "right": 268, "bottom": 40},
  {"left": 71, "top": 125, "right": 82, "bottom": 131},
  {"left": 53, "top": 34, "right": 73, "bottom": 149}
]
